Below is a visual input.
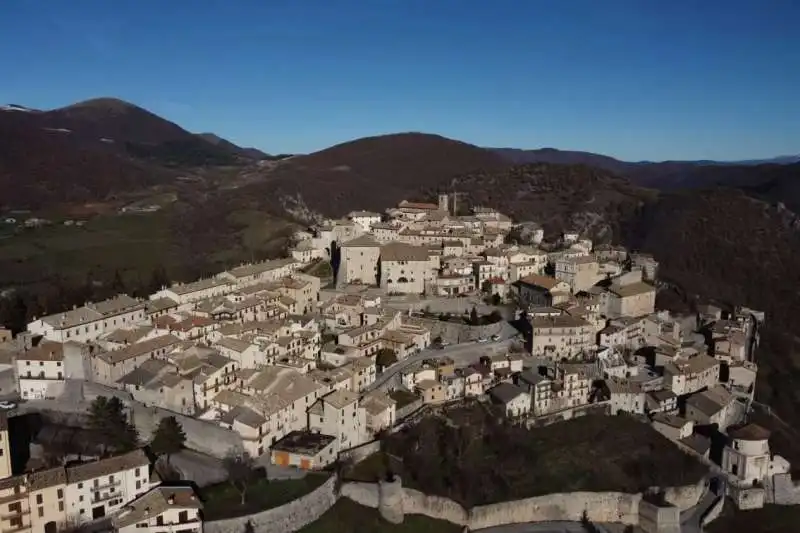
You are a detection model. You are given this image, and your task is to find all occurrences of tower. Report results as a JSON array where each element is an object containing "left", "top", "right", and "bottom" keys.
[{"left": 438, "top": 193, "right": 449, "bottom": 214}]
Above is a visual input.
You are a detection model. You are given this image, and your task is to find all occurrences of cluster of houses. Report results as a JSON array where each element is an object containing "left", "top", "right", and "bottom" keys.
[
  {"left": 0, "top": 193, "right": 786, "bottom": 529},
  {"left": 0, "top": 413, "right": 203, "bottom": 533}
]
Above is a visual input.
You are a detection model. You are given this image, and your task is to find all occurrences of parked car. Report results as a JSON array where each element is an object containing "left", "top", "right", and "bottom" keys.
[
  {"left": 491, "top": 334, "right": 501, "bottom": 341},
  {"left": 477, "top": 337, "right": 489, "bottom": 343},
  {"left": 440, "top": 340, "right": 451, "bottom": 348},
  {"left": 0, "top": 401, "right": 16, "bottom": 410}
]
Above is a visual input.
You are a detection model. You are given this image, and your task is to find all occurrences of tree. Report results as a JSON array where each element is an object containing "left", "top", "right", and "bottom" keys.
[
  {"left": 148, "top": 265, "right": 170, "bottom": 294},
  {"left": 111, "top": 269, "right": 126, "bottom": 294},
  {"left": 150, "top": 416, "right": 186, "bottom": 464},
  {"left": 223, "top": 450, "right": 256, "bottom": 505},
  {"left": 242, "top": 521, "right": 255, "bottom": 533},
  {"left": 87, "top": 396, "right": 138, "bottom": 454},
  {"left": 469, "top": 306, "right": 479, "bottom": 326},
  {"left": 375, "top": 348, "right": 398, "bottom": 370}
]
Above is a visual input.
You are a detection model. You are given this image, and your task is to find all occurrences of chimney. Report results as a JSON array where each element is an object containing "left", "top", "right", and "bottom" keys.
[{"left": 167, "top": 495, "right": 175, "bottom": 505}]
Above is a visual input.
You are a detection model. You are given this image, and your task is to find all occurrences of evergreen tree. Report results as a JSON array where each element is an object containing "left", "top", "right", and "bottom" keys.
[
  {"left": 469, "top": 306, "right": 479, "bottom": 326},
  {"left": 111, "top": 269, "right": 126, "bottom": 294},
  {"left": 150, "top": 416, "right": 187, "bottom": 464},
  {"left": 148, "top": 265, "right": 170, "bottom": 293},
  {"left": 87, "top": 396, "right": 138, "bottom": 454}
]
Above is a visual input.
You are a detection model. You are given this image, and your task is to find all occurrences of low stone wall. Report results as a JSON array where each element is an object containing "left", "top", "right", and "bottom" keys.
[
  {"left": 204, "top": 475, "right": 338, "bottom": 533},
  {"left": 395, "top": 398, "right": 424, "bottom": 420},
  {"left": 638, "top": 500, "right": 680, "bottom": 533},
  {"left": 20, "top": 389, "right": 243, "bottom": 459},
  {"left": 661, "top": 479, "right": 706, "bottom": 510},
  {"left": 340, "top": 439, "right": 381, "bottom": 464},
  {"left": 700, "top": 496, "right": 725, "bottom": 527},
  {"left": 524, "top": 401, "right": 610, "bottom": 429},
  {"left": 340, "top": 478, "right": 705, "bottom": 530},
  {"left": 767, "top": 473, "right": 800, "bottom": 505}
]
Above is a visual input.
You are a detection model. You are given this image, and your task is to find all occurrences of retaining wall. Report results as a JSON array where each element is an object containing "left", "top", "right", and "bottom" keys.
[
  {"left": 340, "top": 478, "right": 705, "bottom": 530},
  {"left": 204, "top": 475, "right": 338, "bottom": 533},
  {"left": 340, "top": 439, "right": 381, "bottom": 464},
  {"left": 700, "top": 496, "right": 725, "bottom": 527},
  {"left": 19, "top": 394, "right": 243, "bottom": 459}
]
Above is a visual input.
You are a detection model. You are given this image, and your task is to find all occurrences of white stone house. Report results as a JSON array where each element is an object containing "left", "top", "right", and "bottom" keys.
[
  {"left": 651, "top": 413, "right": 694, "bottom": 441},
  {"left": 488, "top": 383, "right": 530, "bottom": 417},
  {"left": 308, "top": 389, "right": 367, "bottom": 453},
  {"left": 339, "top": 235, "right": 381, "bottom": 285},
  {"left": 685, "top": 385, "right": 737, "bottom": 430},
  {"left": 380, "top": 242, "right": 430, "bottom": 295},
  {"left": 607, "top": 378, "right": 645, "bottom": 415},
  {"left": 152, "top": 279, "right": 235, "bottom": 305},
  {"left": 65, "top": 449, "right": 155, "bottom": 524},
  {"left": 361, "top": 391, "right": 396, "bottom": 435},
  {"left": 348, "top": 211, "right": 382, "bottom": 232},
  {"left": 554, "top": 256, "right": 601, "bottom": 293},
  {"left": 16, "top": 341, "right": 66, "bottom": 400},
  {"left": 663, "top": 354, "right": 720, "bottom": 396},
  {"left": 113, "top": 486, "right": 203, "bottom": 533},
  {"left": 27, "top": 295, "right": 146, "bottom": 343}
]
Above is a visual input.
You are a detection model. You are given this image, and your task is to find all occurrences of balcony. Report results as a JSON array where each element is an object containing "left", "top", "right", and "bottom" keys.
[
  {"left": 91, "top": 490, "right": 119, "bottom": 504},
  {"left": 1, "top": 508, "right": 30, "bottom": 520},
  {"left": 3, "top": 522, "right": 32, "bottom": 533},
  {"left": 91, "top": 479, "right": 121, "bottom": 492}
]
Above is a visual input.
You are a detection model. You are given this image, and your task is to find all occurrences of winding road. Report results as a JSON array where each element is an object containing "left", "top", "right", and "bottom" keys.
[{"left": 365, "top": 337, "right": 516, "bottom": 392}]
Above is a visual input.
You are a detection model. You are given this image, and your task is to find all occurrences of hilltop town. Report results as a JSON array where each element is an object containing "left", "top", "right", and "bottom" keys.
[{"left": 0, "top": 193, "right": 794, "bottom": 533}]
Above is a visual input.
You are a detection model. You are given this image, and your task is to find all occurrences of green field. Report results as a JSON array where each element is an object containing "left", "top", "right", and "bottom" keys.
[
  {"left": 0, "top": 212, "right": 178, "bottom": 287},
  {"left": 0, "top": 207, "right": 296, "bottom": 290},
  {"left": 201, "top": 473, "right": 330, "bottom": 521}
]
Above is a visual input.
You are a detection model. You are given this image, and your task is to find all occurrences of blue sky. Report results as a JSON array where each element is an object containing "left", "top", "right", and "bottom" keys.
[{"left": 2, "top": 0, "right": 798, "bottom": 160}]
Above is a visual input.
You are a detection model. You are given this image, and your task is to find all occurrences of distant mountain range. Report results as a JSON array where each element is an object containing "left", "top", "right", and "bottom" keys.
[
  {"left": 488, "top": 147, "right": 800, "bottom": 189},
  {"left": 0, "top": 97, "right": 276, "bottom": 209}
]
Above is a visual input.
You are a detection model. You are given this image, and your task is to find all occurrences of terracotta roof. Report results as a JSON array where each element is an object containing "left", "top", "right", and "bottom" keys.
[
  {"left": 518, "top": 274, "right": 563, "bottom": 290},
  {"left": 608, "top": 281, "right": 656, "bottom": 298},
  {"left": 728, "top": 423, "right": 771, "bottom": 441},
  {"left": 18, "top": 341, "right": 64, "bottom": 362},
  {"left": 399, "top": 200, "right": 439, "bottom": 210}
]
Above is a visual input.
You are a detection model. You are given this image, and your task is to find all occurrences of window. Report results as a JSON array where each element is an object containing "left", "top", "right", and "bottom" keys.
[
  {"left": 36, "top": 494, "right": 43, "bottom": 504},
  {"left": 38, "top": 507, "right": 44, "bottom": 517},
  {"left": 58, "top": 501, "right": 64, "bottom": 512}
]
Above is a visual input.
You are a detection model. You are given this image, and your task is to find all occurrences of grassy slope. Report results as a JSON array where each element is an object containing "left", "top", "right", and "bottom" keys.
[{"left": 298, "top": 498, "right": 461, "bottom": 533}]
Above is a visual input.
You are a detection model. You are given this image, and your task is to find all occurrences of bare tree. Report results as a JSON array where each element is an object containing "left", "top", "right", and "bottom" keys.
[{"left": 223, "top": 450, "right": 256, "bottom": 505}]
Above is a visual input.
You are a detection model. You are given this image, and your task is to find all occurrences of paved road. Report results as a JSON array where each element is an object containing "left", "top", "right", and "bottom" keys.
[
  {"left": 171, "top": 450, "right": 228, "bottom": 487},
  {"left": 365, "top": 338, "right": 515, "bottom": 392},
  {"left": 170, "top": 449, "right": 307, "bottom": 486}
]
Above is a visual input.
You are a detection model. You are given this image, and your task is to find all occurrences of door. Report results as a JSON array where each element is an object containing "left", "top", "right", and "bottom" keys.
[{"left": 274, "top": 452, "right": 289, "bottom": 466}]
